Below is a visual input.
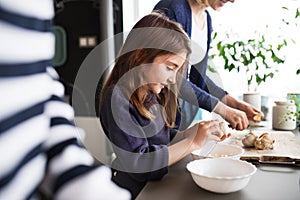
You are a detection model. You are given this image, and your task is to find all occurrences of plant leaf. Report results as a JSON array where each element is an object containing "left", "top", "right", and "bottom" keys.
[
  {"left": 208, "top": 65, "right": 217, "bottom": 73},
  {"left": 296, "top": 8, "right": 300, "bottom": 18}
]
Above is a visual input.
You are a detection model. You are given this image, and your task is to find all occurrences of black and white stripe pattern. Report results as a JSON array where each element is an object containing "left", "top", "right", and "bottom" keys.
[{"left": 0, "top": 1, "right": 130, "bottom": 199}]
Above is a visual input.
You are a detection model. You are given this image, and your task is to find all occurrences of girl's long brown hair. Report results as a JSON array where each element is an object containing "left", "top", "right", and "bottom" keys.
[{"left": 99, "top": 12, "right": 191, "bottom": 128}]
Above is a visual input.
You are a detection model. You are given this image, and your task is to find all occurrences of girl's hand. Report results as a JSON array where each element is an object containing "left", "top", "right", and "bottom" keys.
[
  {"left": 188, "top": 120, "right": 231, "bottom": 151},
  {"left": 168, "top": 120, "right": 231, "bottom": 166}
]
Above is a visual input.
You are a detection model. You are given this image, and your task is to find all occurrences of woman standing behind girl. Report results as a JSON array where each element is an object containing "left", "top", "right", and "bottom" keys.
[
  {"left": 99, "top": 12, "right": 229, "bottom": 199},
  {"left": 153, "top": 0, "right": 264, "bottom": 130}
]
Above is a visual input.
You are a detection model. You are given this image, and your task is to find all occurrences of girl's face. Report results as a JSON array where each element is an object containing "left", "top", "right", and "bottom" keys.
[
  {"left": 208, "top": 0, "right": 235, "bottom": 11},
  {"left": 144, "top": 51, "right": 187, "bottom": 94}
]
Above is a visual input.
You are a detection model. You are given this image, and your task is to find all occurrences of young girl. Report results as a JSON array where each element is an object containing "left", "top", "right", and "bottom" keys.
[{"left": 99, "top": 12, "right": 229, "bottom": 199}]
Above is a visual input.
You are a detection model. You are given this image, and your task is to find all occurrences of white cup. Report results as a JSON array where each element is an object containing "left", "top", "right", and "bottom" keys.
[{"left": 243, "top": 92, "right": 261, "bottom": 110}]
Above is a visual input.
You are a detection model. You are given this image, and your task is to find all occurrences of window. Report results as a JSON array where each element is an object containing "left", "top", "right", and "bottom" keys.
[{"left": 209, "top": 0, "right": 300, "bottom": 100}]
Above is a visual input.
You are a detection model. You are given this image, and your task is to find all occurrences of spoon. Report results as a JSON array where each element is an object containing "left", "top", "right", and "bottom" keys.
[
  {"left": 198, "top": 121, "right": 230, "bottom": 157},
  {"left": 198, "top": 140, "right": 217, "bottom": 158}
]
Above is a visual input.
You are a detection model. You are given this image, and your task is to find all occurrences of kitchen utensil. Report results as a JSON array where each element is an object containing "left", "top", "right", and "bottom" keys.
[
  {"left": 197, "top": 140, "right": 217, "bottom": 158},
  {"left": 242, "top": 156, "right": 300, "bottom": 167},
  {"left": 197, "top": 121, "right": 231, "bottom": 158}
]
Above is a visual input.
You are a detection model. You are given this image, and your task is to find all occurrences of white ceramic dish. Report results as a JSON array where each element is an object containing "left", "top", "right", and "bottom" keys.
[
  {"left": 191, "top": 143, "right": 244, "bottom": 160},
  {"left": 186, "top": 158, "right": 257, "bottom": 193}
]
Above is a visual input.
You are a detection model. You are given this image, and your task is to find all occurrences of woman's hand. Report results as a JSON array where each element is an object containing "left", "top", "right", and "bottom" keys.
[
  {"left": 214, "top": 101, "right": 249, "bottom": 130},
  {"left": 241, "top": 102, "right": 264, "bottom": 122},
  {"left": 223, "top": 107, "right": 249, "bottom": 130},
  {"left": 221, "top": 94, "right": 264, "bottom": 128}
]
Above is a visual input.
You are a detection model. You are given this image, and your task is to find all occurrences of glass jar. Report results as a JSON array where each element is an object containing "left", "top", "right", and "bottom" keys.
[{"left": 272, "top": 100, "right": 297, "bottom": 130}]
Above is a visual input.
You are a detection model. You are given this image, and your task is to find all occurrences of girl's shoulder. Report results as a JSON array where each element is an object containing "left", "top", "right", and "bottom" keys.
[{"left": 103, "top": 85, "right": 128, "bottom": 103}]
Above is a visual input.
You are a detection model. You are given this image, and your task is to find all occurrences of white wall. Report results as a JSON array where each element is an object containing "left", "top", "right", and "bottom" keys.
[
  {"left": 208, "top": 0, "right": 300, "bottom": 100},
  {"left": 122, "top": 0, "right": 160, "bottom": 32},
  {"left": 74, "top": 117, "right": 114, "bottom": 164}
]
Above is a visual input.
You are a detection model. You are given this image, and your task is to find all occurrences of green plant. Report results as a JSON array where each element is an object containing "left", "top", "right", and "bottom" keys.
[
  {"left": 282, "top": 6, "right": 300, "bottom": 75},
  {"left": 209, "top": 5, "right": 300, "bottom": 90},
  {"left": 210, "top": 31, "right": 287, "bottom": 92}
]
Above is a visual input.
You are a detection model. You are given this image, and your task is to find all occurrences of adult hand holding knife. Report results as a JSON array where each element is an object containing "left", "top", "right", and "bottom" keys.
[{"left": 214, "top": 94, "right": 265, "bottom": 130}]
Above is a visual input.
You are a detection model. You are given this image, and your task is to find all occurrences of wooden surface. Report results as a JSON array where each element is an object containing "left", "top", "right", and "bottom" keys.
[{"left": 228, "top": 129, "right": 300, "bottom": 161}]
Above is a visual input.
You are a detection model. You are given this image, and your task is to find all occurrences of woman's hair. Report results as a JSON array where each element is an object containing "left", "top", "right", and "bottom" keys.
[
  {"left": 194, "top": 0, "right": 209, "bottom": 7},
  {"left": 100, "top": 12, "right": 191, "bottom": 128}
]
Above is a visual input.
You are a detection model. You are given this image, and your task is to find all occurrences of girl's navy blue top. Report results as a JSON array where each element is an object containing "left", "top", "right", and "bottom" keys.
[{"left": 100, "top": 85, "right": 179, "bottom": 199}]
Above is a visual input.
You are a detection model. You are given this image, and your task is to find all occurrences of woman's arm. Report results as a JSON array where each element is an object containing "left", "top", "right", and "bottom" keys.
[
  {"left": 222, "top": 94, "right": 264, "bottom": 121},
  {"left": 212, "top": 94, "right": 264, "bottom": 130}
]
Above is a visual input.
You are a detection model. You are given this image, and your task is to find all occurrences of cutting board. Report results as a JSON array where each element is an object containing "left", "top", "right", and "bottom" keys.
[{"left": 228, "top": 130, "right": 300, "bottom": 162}]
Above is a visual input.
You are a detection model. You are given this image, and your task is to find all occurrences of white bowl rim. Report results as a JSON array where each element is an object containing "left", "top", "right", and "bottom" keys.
[
  {"left": 191, "top": 143, "right": 245, "bottom": 158},
  {"left": 186, "top": 158, "right": 257, "bottom": 180}
]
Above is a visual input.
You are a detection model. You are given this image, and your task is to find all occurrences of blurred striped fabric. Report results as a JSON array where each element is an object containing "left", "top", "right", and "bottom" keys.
[{"left": 0, "top": 0, "right": 130, "bottom": 199}]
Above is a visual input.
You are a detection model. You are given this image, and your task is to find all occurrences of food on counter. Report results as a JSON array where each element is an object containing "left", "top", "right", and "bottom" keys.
[
  {"left": 242, "top": 131, "right": 275, "bottom": 150},
  {"left": 219, "top": 121, "right": 227, "bottom": 134},
  {"left": 219, "top": 121, "right": 231, "bottom": 140},
  {"left": 254, "top": 132, "right": 275, "bottom": 150},
  {"left": 242, "top": 130, "right": 258, "bottom": 147},
  {"left": 253, "top": 113, "right": 263, "bottom": 122},
  {"left": 208, "top": 153, "right": 228, "bottom": 158}
]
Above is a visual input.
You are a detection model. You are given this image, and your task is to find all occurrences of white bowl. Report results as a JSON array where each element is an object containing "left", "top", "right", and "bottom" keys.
[
  {"left": 186, "top": 158, "right": 257, "bottom": 193},
  {"left": 191, "top": 143, "right": 244, "bottom": 160}
]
